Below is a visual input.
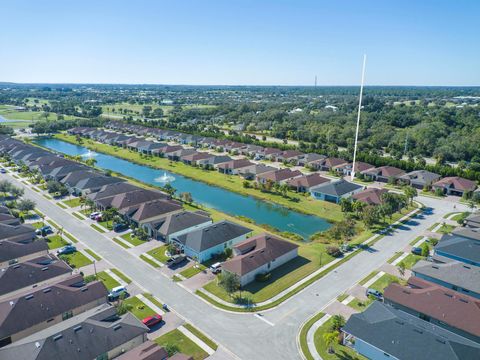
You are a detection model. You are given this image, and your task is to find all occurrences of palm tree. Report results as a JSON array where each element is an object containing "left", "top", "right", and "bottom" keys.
[{"left": 323, "top": 330, "right": 339, "bottom": 354}]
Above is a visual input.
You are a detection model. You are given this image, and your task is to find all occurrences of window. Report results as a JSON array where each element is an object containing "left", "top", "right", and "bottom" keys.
[
  {"left": 62, "top": 311, "right": 73, "bottom": 320},
  {"left": 267, "top": 262, "right": 271, "bottom": 269}
]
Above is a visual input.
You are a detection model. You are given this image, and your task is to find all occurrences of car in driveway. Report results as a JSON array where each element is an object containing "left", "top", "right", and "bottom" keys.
[
  {"left": 210, "top": 262, "right": 222, "bottom": 274},
  {"left": 57, "top": 244, "right": 77, "bottom": 255},
  {"left": 35, "top": 225, "right": 53, "bottom": 236},
  {"left": 89, "top": 212, "right": 101, "bottom": 220},
  {"left": 142, "top": 314, "right": 162, "bottom": 328},
  {"left": 108, "top": 286, "right": 128, "bottom": 301},
  {"left": 411, "top": 247, "right": 422, "bottom": 256},
  {"left": 113, "top": 223, "right": 129, "bottom": 232},
  {"left": 366, "top": 288, "right": 383, "bottom": 300},
  {"left": 166, "top": 254, "right": 186, "bottom": 268},
  {"left": 0, "top": 168, "right": 6, "bottom": 174}
]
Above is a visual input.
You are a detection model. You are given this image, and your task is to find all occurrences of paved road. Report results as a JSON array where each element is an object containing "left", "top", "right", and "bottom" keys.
[{"left": 3, "top": 171, "right": 467, "bottom": 360}]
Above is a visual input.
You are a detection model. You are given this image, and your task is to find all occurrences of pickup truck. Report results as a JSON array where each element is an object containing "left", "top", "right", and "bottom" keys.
[{"left": 166, "top": 254, "right": 186, "bottom": 267}]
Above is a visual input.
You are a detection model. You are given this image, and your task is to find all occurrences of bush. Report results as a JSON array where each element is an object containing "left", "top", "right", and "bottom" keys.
[
  {"left": 428, "top": 238, "right": 438, "bottom": 246},
  {"left": 326, "top": 246, "right": 342, "bottom": 257},
  {"left": 255, "top": 272, "right": 271, "bottom": 282},
  {"left": 84, "top": 275, "right": 96, "bottom": 283}
]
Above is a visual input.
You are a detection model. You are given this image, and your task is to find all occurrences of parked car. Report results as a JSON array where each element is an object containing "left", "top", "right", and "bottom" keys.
[
  {"left": 35, "top": 225, "right": 53, "bottom": 236},
  {"left": 166, "top": 254, "right": 186, "bottom": 268},
  {"left": 108, "top": 286, "right": 128, "bottom": 301},
  {"left": 89, "top": 212, "right": 101, "bottom": 220},
  {"left": 57, "top": 244, "right": 77, "bottom": 255},
  {"left": 95, "top": 214, "right": 103, "bottom": 222},
  {"left": 366, "top": 288, "right": 383, "bottom": 300},
  {"left": 210, "top": 262, "right": 222, "bottom": 274},
  {"left": 142, "top": 314, "right": 162, "bottom": 328},
  {"left": 0, "top": 168, "right": 6, "bottom": 174},
  {"left": 411, "top": 247, "right": 422, "bottom": 256},
  {"left": 113, "top": 223, "right": 129, "bottom": 232}
]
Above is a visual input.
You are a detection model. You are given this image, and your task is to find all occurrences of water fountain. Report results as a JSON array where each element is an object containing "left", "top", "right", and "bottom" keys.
[
  {"left": 81, "top": 149, "right": 98, "bottom": 158},
  {"left": 155, "top": 171, "right": 175, "bottom": 183}
]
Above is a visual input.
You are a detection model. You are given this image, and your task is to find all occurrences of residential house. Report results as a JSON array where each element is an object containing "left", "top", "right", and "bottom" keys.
[
  {"left": 256, "top": 168, "right": 302, "bottom": 185},
  {"left": 312, "top": 157, "right": 348, "bottom": 171},
  {"left": 286, "top": 173, "right": 330, "bottom": 192},
  {"left": 217, "top": 159, "right": 253, "bottom": 175},
  {"left": 260, "top": 147, "right": 282, "bottom": 160},
  {"left": 0, "top": 304, "right": 149, "bottom": 360},
  {"left": 120, "top": 199, "right": 183, "bottom": 227},
  {"left": 342, "top": 301, "right": 480, "bottom": 360},
  {"left": 434, "top": 233, "right": 480, "bottom": 266},
  {"left": 273, "top": 150, "right": 304, "bottom": 163},
  {"left": 464, "top": 212, "right": 480, "bottom": 228},
  {"left": 240, "top": 144, "right": 264, "bottom": 158},
  {"left": 361, "top": 166, "right": 405, "bottom": 183},
  {"left": 0, "top": 255, "right": 72, "bottom": 301},
  {"left": 221, "top": 233, "right": 299, "bottom": 286},
  {"left": 144, "top": 211, "right": 212, "bottom": 241},
  {"left": 96, "top": 189, "right": 169, "bottom": 211},
  {"left": 351, "top": 187, "right": 388, "bottom": 206},
  {"left": 384, "top": 277, "right": 480, "bottom": 342},
  {"left": 166, "top": 148, "right": 196, "bottom": 162},
  {"left": 412, "top": 259, "right": 480, "bottom": 299},
  {"left": 0, "top": 275, "right": 108, "bottom": 347},
  {"left": 237, "top": 164, "right": 276, "bottom": 180},
  {"left": 44, "top": 164, "right": 89, "bottom": 181},
  {"left": 70, "top": 176, "right": 124, "bottom": 196},
  {"left": 180, "top": 152, "right": 214, "bottom": 166},
  {"left": 0, "top": 223, "right": 36, "bottom": 243},
  {"left": 171, "top": 220, "right": 252, "bottom": 263},
  {"left": 399, "top": 170, "right": 441, "bottom": 189},
  {"left": 335, "top": 161, "right": 375, "bottom": 176},
  {"left": 0, "top": 213, "right": 21, "bottom": 226},
  {"left": 0, "top": 236, "right": 48, "bottom": 269},
  {"left": 310, "top": 179, "right": 364, "bottom": 203},
  {"left": 117, "top": 341, "right": 172, "bottom": 360},
  {"left": 136, "top": 141, "right": 167, "bottom": 155},
  {"left": 196, "top": 155, "right": 231, "bottom": 169},
  {"left": 432, "top": 176, "right": 477, "bottom": 196},
  {"left": 297, "top": 153, "right": 326, "bottom": 167},
  {"left": 87, "top": 182, "right": 138, "bottom": 202}
]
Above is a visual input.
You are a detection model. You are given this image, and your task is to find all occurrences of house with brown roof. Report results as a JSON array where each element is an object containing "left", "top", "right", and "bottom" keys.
[
  {"left": 256, "top": 168, "right": 302, "bottom": 185},
  {"left": 297, "top": 153, "right": 326, "bottom": 167},
  {"left": 311, "top": 157, "right": 348, "bottom": 171},
  {"left": 361, "top": 165, "right": 405, "bottom": 183},
  {"left": 216, "top": 159, "right": 253, "bottom": 175},
  {"left": 273, "top": 150, "right": 304, "bottom": 163},
  {"left": 286, "top": 173, "right": 330, "bottom": 192},
  {"left": 261, "top": 147, "right": 283, "bottom": 160},
  {"left": 151, "top": 145, "right": 183, "bottom": 157},
  {"left": 432, "top": 176, "right": 477, "bottom": 196},
  {"left": 180, "top": 151, "right": 215, "bottom": 166},
  {"left": 0, "top": 274, "right": 108, "bottom": 347},
  {"left": 384, "top": 277, "right": 480, "bottom": 342},
  {"left": 351, "top": 187, "right": 388, "bottom": 205},
  {"left": 221, "top": 233, "right": 299, "bottom": 286},
  {"left": 334, "top": 161, "right": 375, "bottom": 176}
]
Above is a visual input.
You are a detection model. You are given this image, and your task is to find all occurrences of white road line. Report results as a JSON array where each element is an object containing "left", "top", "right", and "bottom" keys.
[{"left": 254, "top": 313, "right": 274, "bottom": 326}]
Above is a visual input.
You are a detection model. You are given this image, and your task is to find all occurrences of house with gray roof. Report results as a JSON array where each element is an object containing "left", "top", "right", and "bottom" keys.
[
  {"left": 399, "top": 170, "right": 441, "bottom": 189},
  {"left": 342, "top": 301, "right": 480, "bottom": 360},
  {"left": 412, "top": 259, "right": 480, "bottom": 299},
  {"left": 0, "top": 237, "right": 48, "bottom": 268},
  {"left": 87, "top": 182, "right": 138, "bottom": 202},
  {"left": 237, "top": 164, "right": 276, "bottom": 180},
  {"left": 171, "top": 220, "right": 252, "bottom": 262},
  {"left": 120, "top": 199, "right": 183, "bottom": 226},
  {"left": 0, "top": 255, "right": 72, "bottom": 301},
  {"left": 0, "top": 223, "right": 36, "bottom": 243},
  {"left": 464, "top": 212, "right": 480, "bottom": 228},
  {"left": 309, "top": 179, "right": 363, "bottom": 203},
  {"left": 196, "top": 155, "right": 232, "bottom": 169},
  {"left": 0, "top": 304, "right": 148, "bottom": 360},
  {"left": 144, "top": 211, "right": 212, "bottom": 241},
  {"left": 0, "top": 213, "right": 21, "bottom": 226},
  {"left": 434, "top": 233, "right": 480, "bottom": 266},
  {"left": 0, "top": 274, "right": 108, "bottom": 346}
]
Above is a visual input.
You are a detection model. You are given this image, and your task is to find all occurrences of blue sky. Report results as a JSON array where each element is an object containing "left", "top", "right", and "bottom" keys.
[{"left": 0, "top": 0, "right": 478, "bottom": 85}]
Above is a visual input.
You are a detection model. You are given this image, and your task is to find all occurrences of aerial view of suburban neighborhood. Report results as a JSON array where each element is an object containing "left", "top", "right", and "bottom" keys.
[{"left": 0, "top": 1, "right": 479, "bottom": 360}]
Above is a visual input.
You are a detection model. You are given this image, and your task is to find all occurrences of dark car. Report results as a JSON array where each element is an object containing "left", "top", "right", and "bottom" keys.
[
  {"left": 411, "top": 247, "right": 422, "bottom": 256},
  {"left": 57, "top": 244, "right": 77, "bottom": 255},
  {"left": 36, "top": 225, "right": 53, "bottom": 236},
  {"left": 166, "top": 254, "right": 186, "bottom": 268},
  {"left": 366, "top": 288, "right": 383, "bottom": 300},
  {"left": 142, "top": 314, "right": 162, "bottom": 328},
  {"left": 113, "top": 223, "right": 129, "bottom": 232},
  {"left": 0, "top": 168, "right": 6, "bottom": 174}
]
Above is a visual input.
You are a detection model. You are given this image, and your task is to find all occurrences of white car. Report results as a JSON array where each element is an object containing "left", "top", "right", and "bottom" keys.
[
  {"left": 89, "top": 212, "right": 101, "bottom": 220},
  {"left": 210, "top": 262, "right": 222, "bottom": 274},
  {"left": 108, "top": 286, "right": 128, "bottom": 300}
]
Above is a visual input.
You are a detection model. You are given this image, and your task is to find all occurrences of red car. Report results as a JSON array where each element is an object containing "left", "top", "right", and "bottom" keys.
[{"left": 142, "top": 314, "right": 162, "bottom": 328}]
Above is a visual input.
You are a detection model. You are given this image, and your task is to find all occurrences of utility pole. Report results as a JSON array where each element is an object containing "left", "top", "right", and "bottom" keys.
[
  {"left": 314, "top": 75, "right": 317, "bottom": 88},
  {"left": 351, "top": 54, "right": 367, "bottom": 181}
]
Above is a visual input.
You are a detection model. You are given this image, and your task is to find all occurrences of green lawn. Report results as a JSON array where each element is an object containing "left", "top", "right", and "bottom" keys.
[
  {"left": 348, "top": 297, "right": 373, "bottom": 312},
  {"left": 45, "top": 235, "right": 68, "bottom": 249},
  {"left": 57, "top": 202, "right": 68, "bottom": 209},
  {"left": 314, "top": 317, "right": 366, "bottom": 360},
  {"left": 147, "top": 245, "right": 170, "bottom": 263},
  {"left": 91, "top": 223, "right": 107, "bottom": 233},
  {"left": 63, "top": 197, "right": 82, "bottom": 208},
  {"left": 64, "top": 232, "right": 78, "bottom": 243},
  {"left": 358, "top": 271, "right": 379, "bottom": 286},
  {"left": 121, "top": 232, "right": 147, "bottom": 246},
  {"left": 73, "top": 212, "right": 86, "bottom": 220},
  {"left": 183, "top": 324, "right": 218, "bottom": 351},
  {"left": 179, "top": 264, "right": 207, "bottom": 279},
  {"left": 110, "top": 268, "right": 132, "bottom": 284},
  {"left": 428, "top": 222, "right": 440, "bottom": 231},
  {"left": 401, "top": 254, "right": 423, "bottom": 269},
  {"left": 59, "top": 251, "right": 92, "bottom": 269},
  {"left": 143, "top": 293, "right": 164, "bottom": 309},
  {"left": 123, "top": 297, "right": 156, "bottom": 320},
  {"left": 409, "top": 236, "right": 424, "bottom": 246},
  {"left": 387, "top": 252, "right": 403, "bottom": 264},
  {"left": 113, "top": 237, "right": 130, "bottom": 249},
  {"left": 31, "top": 221, "right": 45, "bottom": 229},
  {"left": 451, "top": 212, "right": 470, "bottom": 222},
  {"left": 96, "top": 271, "right": 121, "bottom": 290},
  {"left": 84, "top": 248, "right": 101, "bottom": 261},
  {"left": 437, "top": 223, "right": 456, "bottom": 234},
  {"left": 154, "top": 329, "right": 209, "bottom": 360},
  {"left": 140, "top": 254, "right": 161, "bottom": 268},
  {"left": 369, "top": 274, "right": 400, "bottom": 292},
  {"left": 98, "top": 220, "right": 113, "bottom": 230}
]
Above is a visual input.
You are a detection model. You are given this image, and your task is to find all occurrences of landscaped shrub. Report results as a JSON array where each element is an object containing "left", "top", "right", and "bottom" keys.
[{"left": 326, "top": 245, "right": 342, "bottom": 257}]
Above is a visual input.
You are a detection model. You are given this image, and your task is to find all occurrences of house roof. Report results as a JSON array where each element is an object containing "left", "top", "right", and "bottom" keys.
[
  {"left": 0, "top": 255, "right": 71, "bottom": 297},
  {"left": 0, "top": 213, "right": 21, "bottom": 226},
  {"left": 400, "top": 170, "right": 441, "bottom": 184},
  {"left": 310, "top": 179, "right": 363, "bottom": 197},
  {"left": 60, "top": 170, "right": 101, "bottom": 187},
  {"left": 0, "top": 304, "right": 148, "bottom": 360},
  {"left": 322, "top": 157, "right": 348, "bottom": 168},
  {"left": 350, "top": 161, "right": 375, "bottom": 172},
  {"left": 435, "top": 234, "right": 480, "bottom": 264},
  {"left": 0, "top": 223, "right": 36, "bottom": 241},
  {"left": 286, "top": 173, "right": 330, "bottom": 189},
  {"left": 74, "top": 175, "right": 124, "bottom": 191},
  {"left": 181, "top": 152, "right": 214, "bottom": 162},
  {"left": 452, "top": 227, "right": 480, "bottom": 241},
  {"left": 278, "top": 150, "right": 304, "bottom": 159},
  {"left": 121, "top": 199, "right": 182, "bottom": 222},
  {"left": 237, "top": 164, "right": 276, "bottom": 176},
  {"left": 412, "top": 259, "right": 480, "bottom": 295},
  {"left": 217, "top": 159, "right": 253, "bottom": 170},
  {"left": 364, "top": 165, "right": 405, "bottom": 177},
  {"left": 257, "top": 168, "right": 302, "bottom": 182},
  {"left": 384, "top": 277, "right": 480, "bottom": 338},
  {"left": 0, "top": 238, "right": 48, "bottom": 265},
  {"left": 352, "top": 187, "right": 388, "bottom": 205},
  {"left": 87, "top": 182, "right": 139, "bottom": 201},
  {"left": 343, "top": 301, "right": 480, "bottom": 360},
  {"left": 299, "top": 153, "right": 325, "bottom": 163},
  {"left": 222, "top": 233, "right": 298, "bottom": 276},
  {"left": 175, "top": 220, "right": 252, "bottom": 253},
  {"left": 117, "top": 341, "right": 169, "bottom": 360},
  {"left": 107, "top": 189, "right": 169, "bottom": 210},
  {"left": 433, "top": 177, "right": 477, "bottom": 191},
  {"left": 0, "top": 275, "right": 108, "bottom": 339},
  {"left": 465, "top": 212, "right": 480, "bottom": 227},
  {"left": 147, "top": 211, "right": 211, "bottom": 236}
]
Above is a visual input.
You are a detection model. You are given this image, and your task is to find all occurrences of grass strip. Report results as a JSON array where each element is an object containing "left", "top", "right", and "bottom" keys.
[
  {"left": 183, "top": 323, "right": 218, "bottom": 351},
  {"left": 111, "top": 268, "right": 132, "bottom": 284}
]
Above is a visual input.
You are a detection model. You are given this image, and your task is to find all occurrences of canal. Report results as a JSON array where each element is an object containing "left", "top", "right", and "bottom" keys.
[{"left": 34, "top": 138, "right": 331, "bottom": 237}]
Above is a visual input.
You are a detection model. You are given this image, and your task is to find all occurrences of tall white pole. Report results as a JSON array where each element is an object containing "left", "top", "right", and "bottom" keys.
[{"left": 351, "top": 54, "right": 367, "bottom": 181}]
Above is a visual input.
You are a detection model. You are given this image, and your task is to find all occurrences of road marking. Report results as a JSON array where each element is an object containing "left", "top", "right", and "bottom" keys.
[{"left": 254, "top": 313, "right": 274, "bottom": 326}]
